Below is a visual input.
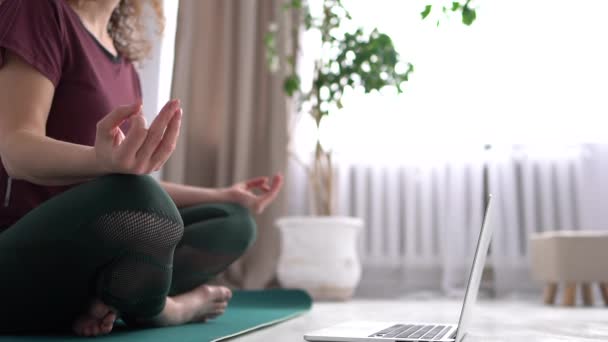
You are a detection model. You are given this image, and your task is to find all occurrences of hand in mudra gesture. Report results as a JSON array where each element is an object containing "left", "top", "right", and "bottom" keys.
[
  {"left": 95, "top": 99, "right": 182, "bottom": 175},
  {"left": 225, "top": 173, "right": 284, "bottom": 214}
]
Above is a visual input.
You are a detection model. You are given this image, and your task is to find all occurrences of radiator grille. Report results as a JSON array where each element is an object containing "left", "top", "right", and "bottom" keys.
[{"left": 333, "top": 150, "right": 584, "bottom": 268}]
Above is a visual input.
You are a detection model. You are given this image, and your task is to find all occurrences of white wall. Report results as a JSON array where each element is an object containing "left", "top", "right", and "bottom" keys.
[{"left": 137, "top": 0, "right": 180, "bottom": 179}]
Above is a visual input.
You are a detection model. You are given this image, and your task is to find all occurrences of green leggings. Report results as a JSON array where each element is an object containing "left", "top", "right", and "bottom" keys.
[{"left": 0, "top": 174, "right": 256, "bottom": 333}]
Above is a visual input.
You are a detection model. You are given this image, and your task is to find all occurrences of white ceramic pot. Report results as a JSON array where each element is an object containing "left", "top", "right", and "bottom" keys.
[{"left": 275, "top": 216, "right": 363, "bottom": 301}]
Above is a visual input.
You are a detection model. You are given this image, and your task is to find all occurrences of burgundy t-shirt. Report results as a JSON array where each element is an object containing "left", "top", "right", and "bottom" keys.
[{"left": 0, "top": 0, "right": 142, "bottom": 229}]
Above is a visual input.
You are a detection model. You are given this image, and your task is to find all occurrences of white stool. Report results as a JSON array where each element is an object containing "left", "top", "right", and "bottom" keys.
[{"left": 530, "top": 231, "right": 608, "bottom": 306}]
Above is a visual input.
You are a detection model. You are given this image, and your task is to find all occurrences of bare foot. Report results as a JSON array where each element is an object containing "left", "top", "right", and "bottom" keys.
[
  {"left": 72, "top": 299, "right": 117, "bottom": 337},
  {"left": 149, "top": 285, "right": 232, "bottom": 326}
]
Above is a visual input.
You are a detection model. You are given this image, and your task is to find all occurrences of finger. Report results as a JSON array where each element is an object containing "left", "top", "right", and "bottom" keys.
[
  {"left": 249, "top": 180, "right": 271, "bottom": 193},
  {"left": 113, "top": 128, "right": 126, "bottom": 147},
  {"left": 255, "top": 173, "right": 284, "bottom": 214},
  {"left": 261, "top": 173, "right": 283, "bottom": 198},
  {"left": 136, "top": 99, "right": 180, "bottom": 161},
  {"left": 98, "top": 102, "right": 142, "bottom": 135},
  {"left": 245, "top": 177, "right": 269, "bottom": 190},
  {"left": 149, "top": 107, "right": 182, "bottom": 170},
  {"left": 271, "top": 173, "right": 284, "bottom": 189},
  {"left": 117, "top": 113, "right": 148, "bottom": 159}
]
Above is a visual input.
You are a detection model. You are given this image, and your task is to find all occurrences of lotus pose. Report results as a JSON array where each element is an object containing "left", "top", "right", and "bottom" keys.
[{"left": 0, "top": 0, "right": 283, "bottom": 336}]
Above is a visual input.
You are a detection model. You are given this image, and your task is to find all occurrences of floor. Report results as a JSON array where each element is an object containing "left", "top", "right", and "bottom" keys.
[{"left": 233, "top": 296, "right": 608, "bottom": 341}]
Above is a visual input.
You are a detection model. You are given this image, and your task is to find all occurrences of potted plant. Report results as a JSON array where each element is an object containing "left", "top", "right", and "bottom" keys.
[{"left": 266, "top": 0, "right": 477, "bottom": 300}]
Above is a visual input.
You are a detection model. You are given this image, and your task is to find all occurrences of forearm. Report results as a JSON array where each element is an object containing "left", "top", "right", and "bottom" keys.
[
  {"left": 2, "top": 130, "right": 106, "bottom": 186},
  {"left": 159, "top": 180, "right": 231, "bottom": 208}
]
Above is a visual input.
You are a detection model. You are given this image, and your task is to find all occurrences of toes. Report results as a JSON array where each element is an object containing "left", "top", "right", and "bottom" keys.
[
  {"left": 219, "top": 286, "right": 231, "bottom": 300},
  {"left": 90, "top": 299, "right": 110, "bottom": 319},
  {"left": 214, "top": 302, "right": 228, "bottom": 311},
  {"left": 217, "top": 286, "right": 232, "bottom": 301},
  {"left": 85, "top": 320, "right": 100, "bottom": 337},
  {"left": 101, "top": 322, "right": 113, "bottom": 334},
  {"left": 213, "top": 286, "right": 232, "bottom": 302},
  {"left": 72, "top": 317, "right": 89, "bottom": 336},
  {"left": 198, "top": 285, "right": 212, "bottom": 297},
  {"left": 193, "top": 316, "right": 208, "bottom": 323},
  {"left": 84, "top": 325, "right": 92, "bottom": 337},
  {"left": 223, "top": 287, "right": 233, "bottom": 300},
  {"left": 102, "top": 312, "right": 117, "bottom": 326},
  {"left": 198, "top": 285, "right": 232, "bottom": 302},
  {"left": 91, "top": 324, "right": 100, "bottom": 336},
  {"left": 73, "top": 309, "right": 116, "bottom": 337},
  {"left": 101, "top": 312, "right": 116, "bottom": 334},
  {"left": 205, "top": 309, "right": 225, "bottom": 320},
  {"left": 207, "top": 302, "right": 228, "bottom": 321},
  {"left": 209, "top": 287, "right": 224, "bottom": 302}
]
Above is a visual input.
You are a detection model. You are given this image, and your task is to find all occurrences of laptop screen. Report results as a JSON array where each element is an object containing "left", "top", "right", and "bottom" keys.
[{"left": 455, "top": 195, "right": 495, "bottom": 342}]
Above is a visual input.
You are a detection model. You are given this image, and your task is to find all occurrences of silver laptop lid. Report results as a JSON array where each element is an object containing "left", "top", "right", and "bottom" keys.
[{"left": 455, "top": 195, "right": 494, "bottom": 342}]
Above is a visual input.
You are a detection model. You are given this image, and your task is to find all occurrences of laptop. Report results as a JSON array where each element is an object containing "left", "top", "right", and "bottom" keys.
[{"left": 304, "top": 195, "right": 495, "bottom": 342}]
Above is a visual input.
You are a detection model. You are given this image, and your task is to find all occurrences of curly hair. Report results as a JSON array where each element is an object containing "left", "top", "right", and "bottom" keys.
[{"left": 69, "top": 0, "right": 165, "bottom": 62}]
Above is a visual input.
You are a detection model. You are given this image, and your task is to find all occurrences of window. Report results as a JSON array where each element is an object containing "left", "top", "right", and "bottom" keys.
[{"left": 295, "top": 0, "right": 608, "bottom": 163}]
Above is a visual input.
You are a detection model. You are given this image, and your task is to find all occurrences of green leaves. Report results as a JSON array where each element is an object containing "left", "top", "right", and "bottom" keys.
[
  {"left": 462, "top": 5, "right": 476, "bottom": 25},
  {"left": 283, "top": 75, "right": 300, "bottom": 97},
  {"left": 422, "top": 1, "right": 477, "bottom": 26},
  {"left": 266, "top": 0, "right": 478, "bottom": 118},
  {"left": 311, "top": 27, "right": 413, "bottom": 117},
  {"left": 282, "top": 0, "right": 302, "bottom": 10},
  {"left": 421, "top": 5, "right": 432, "bottom": 19}
]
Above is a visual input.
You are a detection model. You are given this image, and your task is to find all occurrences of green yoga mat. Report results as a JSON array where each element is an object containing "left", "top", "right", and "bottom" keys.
[{"left": 0, "top": 289, "right": 312, "bottom": 342}]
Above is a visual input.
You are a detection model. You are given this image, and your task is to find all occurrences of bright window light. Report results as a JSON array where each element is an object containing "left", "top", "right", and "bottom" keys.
[{"left": 295, "top": 0, "right": 608, "bottom": 163}]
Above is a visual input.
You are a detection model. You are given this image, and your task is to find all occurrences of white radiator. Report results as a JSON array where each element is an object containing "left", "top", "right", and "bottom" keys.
[
  {"left": 333, "top": 148, "right": 585, "bottom": 290},
  {"left": 335, "top": 158, "right": 485, "bottom": 269},
  {"left": 286, "top": 147, "right": 586, "bottom": 293},
  {"left": 488, "top": 149, "right": 585, "bottom": 292}
]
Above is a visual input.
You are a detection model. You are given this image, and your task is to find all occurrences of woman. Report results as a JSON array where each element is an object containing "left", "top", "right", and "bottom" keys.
[{"left": 0, "top": 0, "right": 283, "bottom": 337}]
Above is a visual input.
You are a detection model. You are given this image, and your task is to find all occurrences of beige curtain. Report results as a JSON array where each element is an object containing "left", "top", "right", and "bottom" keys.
[{"left": 163, "top": 0, "right": 297, "bottom": 289}]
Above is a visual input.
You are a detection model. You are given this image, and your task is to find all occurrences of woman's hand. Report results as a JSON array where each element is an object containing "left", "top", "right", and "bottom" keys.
[
  {"left": 225, "top": 173, "right": 284, "bottom": 214},
  {"left": 94, "top": 100, "right": 182, "bottom": 175}
]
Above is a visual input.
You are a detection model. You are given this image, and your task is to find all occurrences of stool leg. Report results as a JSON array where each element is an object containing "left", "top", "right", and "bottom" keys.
[
  {"left": 563, "top": 283, "right": 576, "bottom": 306},
  {"left": 581, "top": 283, "right": 593, "bottom": 306},
  {"left": 543, "top": 283, "right": 558, "bottom": 305},
  {"left": 600, "top": 283, "right": 608, "bottom": 306}
]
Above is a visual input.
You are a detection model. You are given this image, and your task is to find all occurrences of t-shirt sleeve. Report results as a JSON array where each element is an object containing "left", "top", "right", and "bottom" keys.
[{"left": 0, "top": 0, "right": 66, "bottom": 86}]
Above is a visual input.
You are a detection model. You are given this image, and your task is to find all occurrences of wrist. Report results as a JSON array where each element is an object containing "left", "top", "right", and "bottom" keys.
[
  {"left": 216, "top": 187, "right": 235, "bottom": 203},
  {"left": 88, "top": 146, "right": 110, "bottom": 175}
]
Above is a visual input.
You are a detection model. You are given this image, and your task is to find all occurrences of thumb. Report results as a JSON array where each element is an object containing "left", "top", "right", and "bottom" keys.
[{"left": 98, "top": 102, "right": 142, "bottom": 133}]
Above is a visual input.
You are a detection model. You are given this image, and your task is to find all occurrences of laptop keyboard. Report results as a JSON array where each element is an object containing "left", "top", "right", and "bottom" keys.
[{"left": 370, "top": 324, "right": 453, "bottom": 340}]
